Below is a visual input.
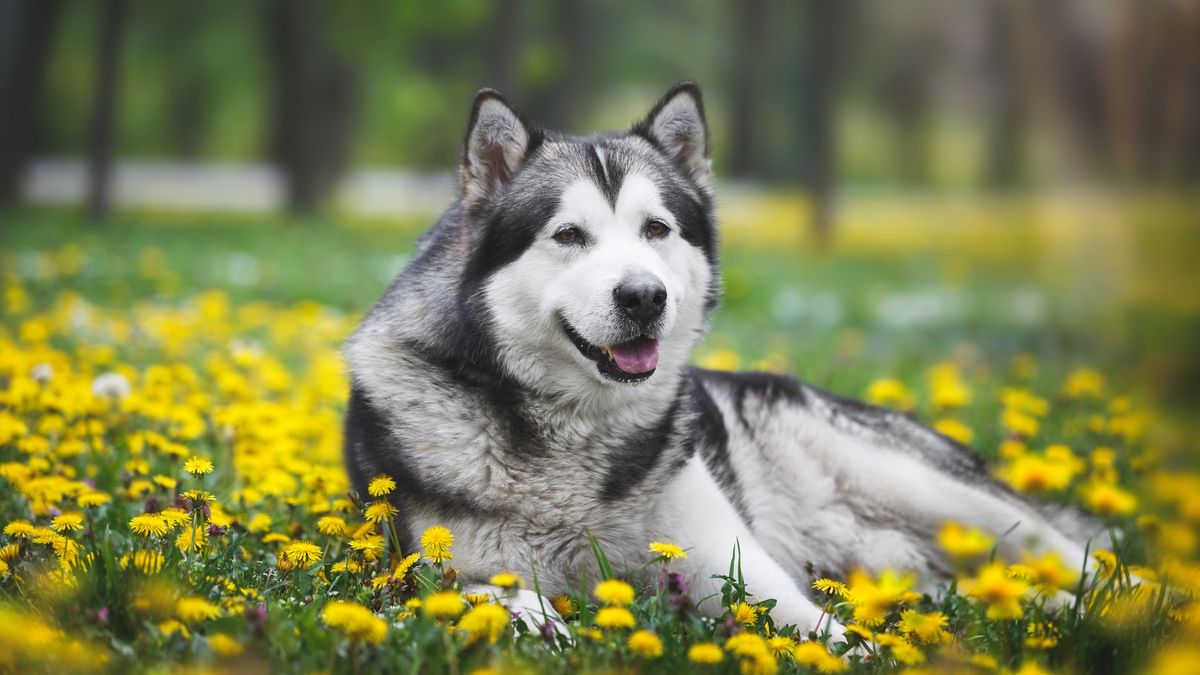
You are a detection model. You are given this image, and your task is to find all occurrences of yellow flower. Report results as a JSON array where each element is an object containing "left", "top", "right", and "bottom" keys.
[
  {"left": 129, "top": 513, "right": 169, "bottom": 537},
  {"left": 175, "top": 526, "right": 207, "bottom": 554},
  {"left": 489, "top": 571, "right": 523, "bottom": 589},
  {"left": 551, "top": 595, "right": 576, "bottom": 619},
  {"left": 458, "top": 603, "right": 509, "bottom": 644},
  {"left": 960, "top": 561, "right": 1029, "bottom": 620},
  {"left": 122, "top": 549, "right": 165, "bottom": 574},
  {"left": 1082, "top": 481, "right": 1138, "bottom": 517},
  {"left": 1001, "top": 408, "right": 1040, "bottom": 438},
  {"left": 364, "top": 500, "right": 398, "bottom": 524},
  {"left": 322, "top": 600, "right": 388, "bottom": 644},
  {"left": 317, "top": 515, "right": 347, "bottom": 537},
  {"left": 934, "top": 418, "right": 974, "bottom": 445},
  {"left": 1024, "top": 622, "right": 1060, "bottom": 650},
  {"left": 725, "top": 633, "right": 778, "bottom": 674},
  {"left": 729, "top": 601, "right": 759, "bottom": 626},
  {"left": 648, "top": 541, "right": 687, "bottom": 560},
  {"left": 282, "top": 541, "right": 322, "bottom": 569},
  {"left": 209, "top": 633, "right": 244, "bottom": 657},
  {"left": 1017, "top": 552, "right": 1080, "bottom": 592},
  {"left": 812, "top": 578, "right": 850, "bottom": 597},
  {"left": 998, "top": 454, "right": 1074, "bottom": 493},
  {"left": 847, "top": 569, "right": 920, "bottom": 626},
  {"left": 247, "top": 513, "right": 273, "bottom": 533},
  {"left": 176, "top": 596, "right": 221, "bottom": 623},
  {"left": 875, "top": 633, "right": 925, "bottom": 665},
  {"left": 183, "top": 456, "right": 214, "bottom": 476},
  {"left": 698, "top": 349, "right": 741, "bottom": 372},
  {"left": 594, "top": 606, "right": 635, "bottom": 629},
  {"left": 793, "top": 641, "right": 846, "bottom": 673},
  {"left": 3, "top": 520, "right": 37, "bottom": 538},
  {"left": 898, "top": 609, "right": 949, "bottom": 643},
  {"left": 688, "top": 642, "right": 725, "bottom": 665},
  {"left": 50, "top": 511, "right": 84, "bottom": 532},
  {"left": 938, "top": 521, "right": 995, "bottom": 560},
  {"left": 423, "top": 591, "right": 465, "bottom": 620},
  {"left": 1063, "top": 368, "right": 1105, "bottom": 398},
  {"left": 367, "top": 474, "right": 396, "bottom": 497},
  {"left": 594, "top": 579, "right": 635, "bottom": 606},
  {"left": 389, "top": 552, "right": 421, "bottom": 581},
  {"left": 627, "top": 629, "right": 663, "bottom": 658},
  {"left": 929, "top": 362, "right": 971, "bottom": 410},
  {"left": 77, "top": 491, "right": 112, "bottom": 507},
  {"left": 349, "top": 534, "right": 385, "bottom": 561},
  {"left": 420, "top": 525, "right": 454, "bottom": 564},
  {"left": 865, "top": 378, "right": 915, "bottom": 410}
]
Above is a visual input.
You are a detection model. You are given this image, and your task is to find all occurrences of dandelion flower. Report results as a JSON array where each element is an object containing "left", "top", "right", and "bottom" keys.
[
  {"left": 322, "top": 600, "right": 387, "bottom": 644},
  {"left": 812, "top": 578, "right": 850, "bottom": 598},
  {"left": 1082, "top": 481, "right": 1138, "bottom": 516},
  {"left": 129, "top": 513, "right": 169, "bottom": 537},
  {"left": 3, "top": 520, "right": 37, "bottom": 538},
  {"left": 183, "top": 456, "right": 214, "bottom": 476},
  {"left": 423, "top": 591, "right": 465, "bottom": 620},
  {"left": 960, "top": 561, "right": 1029, "bottom": 620},
  {"left": 648, "top": 541, "right": 686, "bottom": 560},
  {"left": 793, "top": 641, "right": 846, "bottom": 673},
  {"left": 175, "top": 526, "right": 207, "bottom": 554},
  {"left": 934, "top": 418, "right": 974, "bottom": 444},
  {"left": 729, "top": 601, "right": 759, "bottom": 626},
  {"left": 349, "top": 534, "right": 384, "bottom": 561},
  {"left": 209, "top": 633, "right": 243, "bottom": 657},
  {"left": 551, "top": 595, "right": 576, "bottom": 619},
  {"left": 898, "top": 609, "right": 949, "bottom": 643},
  {"left": 688, "top": 642, "right": 725, "bottom": 665},
  {"left": 458, "top": 603, "right": 510, "bottom": 644},
  {"left": 627, "top": 630, "right": 663, "bottom": 658},
  {"left": 282, "top": 541, "right": 322, "bottom": 569},
  {"left": 594, "top": 579, "right": 635, "bottom": 606},
  {"left": 77, "top": 492, "right": 112, "bottom": 508},
  {"left": 865, "top": 378, "right": 916, "bottom": 410},
  {"left": 364, "top": 500, "right": 398, "bottom": 524},
  {"left": 50, "top": 511, "right": 84, "bottom": 532},
  {"left": 594, "top": 606, "right": 635, "bottom": 629},
  {"left": 176, "top": 596, "right": 221, "bottom": 623},
  {"left": 420, "top": 525, "right": 454, "bottom": 564},
  {"left": 937, "top": 522, "right": 995, "bottom": 559},
  {"left": 317, "top": 515, "right": 347, "bottom": 537},
  {"left": 489, "top": 571, "right": 523, "bottom": 589},
  {"left": 367, "top": 474, "right": 396, "bottom": 497}
]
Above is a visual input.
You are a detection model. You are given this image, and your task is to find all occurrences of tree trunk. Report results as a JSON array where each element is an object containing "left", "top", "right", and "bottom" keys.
[
  {"left": 729, "top": 0, "right": 767, "bottom": 177},
  {"left": 799, "top": 0, "right": 847, "bottom": 247},
  {"left": 0, "top": 0, "right": 62, "bottom": 207},
  {"left": 484, "top": 0, "right": 521, "bottom": 96},
  {"left": 87, "top": 0, "right": 126, "bottom": 223},
  {"left": 266, "top": 0, "right": 357, "bottom": 215}
]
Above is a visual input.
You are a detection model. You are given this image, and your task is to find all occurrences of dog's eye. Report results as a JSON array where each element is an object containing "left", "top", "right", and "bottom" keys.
[
  {"left": 552, "top": 225, "right": 583, "bottom": 245},
  {"left": 643, "top": 218, "right": 670, "bottom": 239}
]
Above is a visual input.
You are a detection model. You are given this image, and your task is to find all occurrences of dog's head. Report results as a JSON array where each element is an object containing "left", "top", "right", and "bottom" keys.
[{"left": 458, "top": 83, "right": 719, "bottom": 398}]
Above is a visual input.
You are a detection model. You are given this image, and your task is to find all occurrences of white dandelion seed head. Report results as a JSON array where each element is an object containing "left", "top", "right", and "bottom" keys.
[
  {"left": 91, "top": 372, "right": 132, "bottom": 400},
  {"left": 30, "top": 362, "right": 53, "bottom": 383}
]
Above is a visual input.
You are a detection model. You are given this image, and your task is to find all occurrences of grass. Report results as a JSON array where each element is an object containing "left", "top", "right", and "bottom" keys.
[{"left": 0, "top": 194, "right": 1197, "bottom": 674}]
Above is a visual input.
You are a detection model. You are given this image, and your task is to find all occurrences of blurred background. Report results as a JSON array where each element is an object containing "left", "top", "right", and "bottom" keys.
[{"left": 1, "top": 0, "right": 1198, "bottom": 421}]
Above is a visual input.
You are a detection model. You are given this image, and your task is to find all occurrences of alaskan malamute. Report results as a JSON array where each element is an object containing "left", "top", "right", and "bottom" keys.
[{"left": 343, "top": 83, "right": 1093, "bottom": 638}]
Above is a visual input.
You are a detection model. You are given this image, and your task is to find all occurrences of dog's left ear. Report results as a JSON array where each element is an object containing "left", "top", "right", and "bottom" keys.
[
  {"left": 634, "top": 82, "right": 712, "bottom": 192},
  {"left": 460, "top": 89, "right": 533, "bottom": 208}
]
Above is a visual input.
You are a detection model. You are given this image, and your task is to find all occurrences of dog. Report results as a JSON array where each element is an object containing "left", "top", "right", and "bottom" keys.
[{"left": 342, "top": 83, "right": 1095, "bottom": 638}]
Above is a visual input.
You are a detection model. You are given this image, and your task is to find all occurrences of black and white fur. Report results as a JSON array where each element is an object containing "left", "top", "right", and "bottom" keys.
[{"left": 343, "top": 83, "right": 1094, "bottom": 638}]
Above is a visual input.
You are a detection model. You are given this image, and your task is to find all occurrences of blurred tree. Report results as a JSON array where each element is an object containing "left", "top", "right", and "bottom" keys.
[
  {"left": 729, "top": 0, "right": 767, "bottom": 177},
  {"left": 86, "top": 0, "right": 126, "bottom": 222},
  {"left": 162, "top": 4, "right": 208, "bottom": 159},
  {"left": 525, "top": 0, "right": 594, "bottom": 131},
  {"left": 0, "top": 0, "right": 62, "bottom": 207},
  {"left": 879, "top": 18, "right": 936, "bottom": 185},
  {"left": 266, "top": 0, "right": 359, "bottom": 214},
  {"left": 485, "top": 0, "right": 522, "bottom": 96},
  {"left": 982, "top": 0, "right": 1029, "bottom": 188},
  {"left": 798, "top": 0, "right": 849, "bottom": 246}
]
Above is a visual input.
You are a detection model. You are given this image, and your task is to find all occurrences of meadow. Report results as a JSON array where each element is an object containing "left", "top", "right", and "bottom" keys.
[{"left": 0, "top": 192, "right": 1198, "bottom": 674}]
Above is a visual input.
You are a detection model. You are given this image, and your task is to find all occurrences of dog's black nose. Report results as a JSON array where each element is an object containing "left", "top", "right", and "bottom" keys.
[{"left": 614, "top": 274, "right": 667, "bottom": 323}]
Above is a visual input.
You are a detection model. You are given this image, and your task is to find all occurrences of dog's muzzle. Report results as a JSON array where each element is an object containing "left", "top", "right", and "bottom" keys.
[{"left": 559, "top": 315, "right": 660, "bottom": 383}]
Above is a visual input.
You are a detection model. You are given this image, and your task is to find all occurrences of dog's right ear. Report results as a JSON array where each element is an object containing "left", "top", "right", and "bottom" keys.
[{"left": 460, "top": 89, "right": 533, "bottom": 208}]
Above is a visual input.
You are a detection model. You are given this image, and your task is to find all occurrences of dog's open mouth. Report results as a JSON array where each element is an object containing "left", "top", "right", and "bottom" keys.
[{"left": 559, "top": 317, "right": 659, "bottom": 383}]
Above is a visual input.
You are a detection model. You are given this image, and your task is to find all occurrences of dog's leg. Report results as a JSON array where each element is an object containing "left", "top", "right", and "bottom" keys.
[{"left": 654, "top": 456, "right": 845, "bottom": 641}]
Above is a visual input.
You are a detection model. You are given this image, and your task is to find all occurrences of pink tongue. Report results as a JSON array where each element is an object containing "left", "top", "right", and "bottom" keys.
[{"left": 609, "top": 340, "right": 660, "bottom": 374}]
